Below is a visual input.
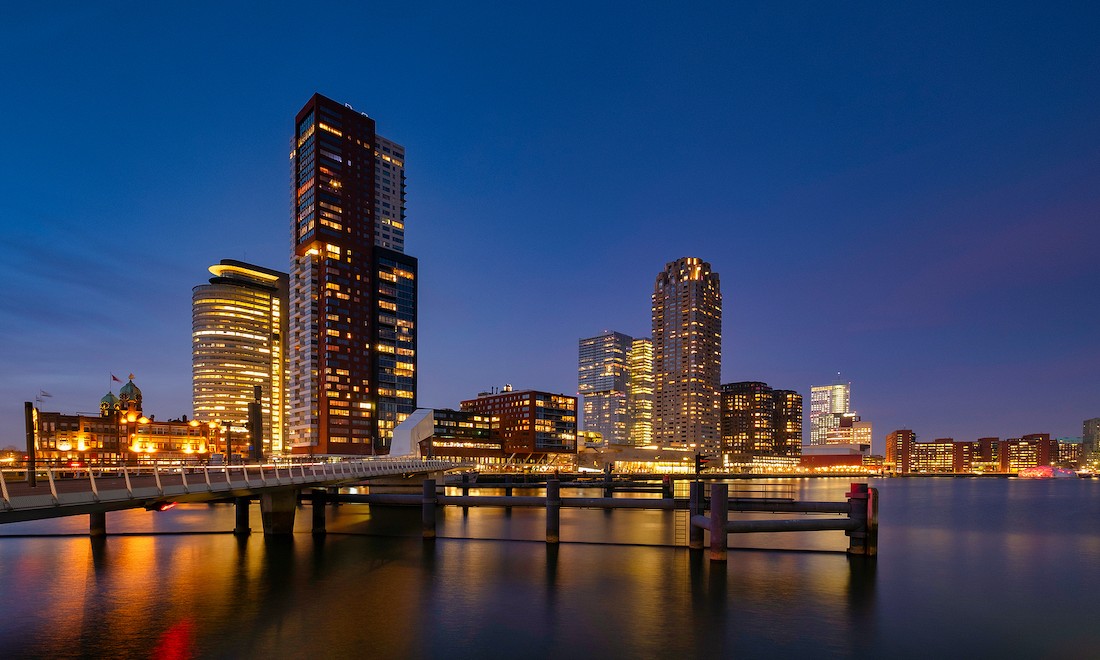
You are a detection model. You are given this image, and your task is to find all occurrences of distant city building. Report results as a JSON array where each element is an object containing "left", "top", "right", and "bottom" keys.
[
  {"left": 461, "top": 386, "right": 577, "bottom": 466},
  {"left": 721, "top": 382, "right": 774, "bottom": 460},
  {"left": 33, "top": 378, "right": 217, "bottom": 466},
  {"left": 1056, "top": 438, "right": 1082, "bottom": 468},
  {"left": 192, "top": 260, "right": 288, "bottom": 457},
  {"left": 800, "top": 443, "right": 871, "bottom": 471},
  {"left": 719, "top": 383, "right": 804, "bottom": 470},
  {"left": 409, "top": 408, "right": 498, "bottom": 467},
  {"left": 287, "top": 93, "right": 418, "bottom": 456},
  {"left": 627, "top": 337, "right": 654, "bottom": 446},
  {"left": 578, "top": 331, "right": 633, "bottom": 445},
  {"left": 885, "top": 429, "right": 915, "bottom": 473},
  {"left": 773, "top": 389, "right": 803, "bottom": 456},
  {"left": 999, "top": 434, "right": 1057, "bottom": 473},
  {"left": 652, "top": 257, "right": 721, "bottom": 450},
  {"left": 1084, "top": 418, "right": 1100, "bottom": 466},
  {"left": 887, "top": 432, "right": 1070, "bottom": 474},
  {"left": 809, "top": 381, "right": 851, "bottom": 445}
]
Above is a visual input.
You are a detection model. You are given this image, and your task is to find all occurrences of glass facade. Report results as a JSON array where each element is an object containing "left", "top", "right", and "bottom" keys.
[
  {"left": 578, "top": 331, "right": 632, "bottom": 446},
  {"left": 192, "top": 261, "right": 288, "bottom": 456},
  {"left": 288, "top": 94, "right": 417, "bottom": 455}
]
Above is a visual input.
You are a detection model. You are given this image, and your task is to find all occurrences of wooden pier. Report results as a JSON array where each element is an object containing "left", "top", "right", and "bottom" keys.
[{"left": 317, "top": 478, "right": 879, "bottom": 560}]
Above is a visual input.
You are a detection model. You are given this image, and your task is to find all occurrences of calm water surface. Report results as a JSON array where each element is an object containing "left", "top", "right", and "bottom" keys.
[{"left": 1, "top": 477, "right": 1098, "bottom": 658}]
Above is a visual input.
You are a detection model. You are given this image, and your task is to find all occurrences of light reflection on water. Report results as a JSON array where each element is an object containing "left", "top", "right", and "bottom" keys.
[{"left": 0, "top": 478, "right": 1098, "bottom": 658}]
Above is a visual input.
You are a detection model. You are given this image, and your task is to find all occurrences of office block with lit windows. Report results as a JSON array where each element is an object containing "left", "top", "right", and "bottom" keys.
[
  {"left": 461, "top": 386, "right": 577, "bottom": 464},
  {"left": 287, "top": 93, "right": 418, "bottom": 456}
]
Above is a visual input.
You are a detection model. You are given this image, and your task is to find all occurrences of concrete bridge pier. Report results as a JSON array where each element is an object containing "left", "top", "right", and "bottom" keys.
[
  {"left": 260, "top": 489, "right": 298, "bottom": 536},
  {"left": 234, "top": 497, "right": 252, "bottom": 536},
  {"left": 89, "top": 511, "right": 106, "bottom": 538},
  {"left": 312, "top": 488, "right": 327, "bottom": 535}
]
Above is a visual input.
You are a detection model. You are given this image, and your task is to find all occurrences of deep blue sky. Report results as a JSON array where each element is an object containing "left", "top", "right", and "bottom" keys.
[{"left": 2, "top": 2, "right": 1098, "bottom": 452}]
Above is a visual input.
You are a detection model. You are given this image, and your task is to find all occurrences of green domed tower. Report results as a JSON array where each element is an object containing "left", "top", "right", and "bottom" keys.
[
  {"left": 118, "top": 375, "right": 143, "bottom": 414},
  {"left": 99, "top": 391, "right": 119, "bottom": 417}
]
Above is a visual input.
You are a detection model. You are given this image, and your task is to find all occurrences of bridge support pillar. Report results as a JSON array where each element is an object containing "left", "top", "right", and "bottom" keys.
[
  {"left": 312, "top": 488, "right": 327, "bottom": 535},
  {"left": 422, "top": 479, "right": 436, "bottom": 538},
  {"left": 688, "top": 481, "right": 704, "bottom": 550},
  {"left": 709, "top": 483, "right": 728, "bottom": 561},
  {"left": 546, "top": 479, "right": 561, "bottom": 544},
  {"left": 260, "top": 489, "right": 298, "bottom": 536},
  {"left": 234, "top": 497, "right": 251, "bottom": 536},
  {"left": 89, "top": 511, "right": 106, "bottom": 537}
]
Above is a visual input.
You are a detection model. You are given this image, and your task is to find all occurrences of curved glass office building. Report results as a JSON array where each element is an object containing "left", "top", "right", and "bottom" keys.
[{"left": 192, "top": 260, "right": 288, "bottom": 457}]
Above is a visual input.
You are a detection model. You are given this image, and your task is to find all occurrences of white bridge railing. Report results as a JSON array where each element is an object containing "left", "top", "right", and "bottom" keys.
[{"left": 0, "top": 458, "right": 455, "bottom": 514}]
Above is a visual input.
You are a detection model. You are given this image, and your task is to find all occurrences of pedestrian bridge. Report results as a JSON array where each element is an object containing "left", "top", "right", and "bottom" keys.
[{"left": 0, "top": 458, "right": 459, "bottom": 533}]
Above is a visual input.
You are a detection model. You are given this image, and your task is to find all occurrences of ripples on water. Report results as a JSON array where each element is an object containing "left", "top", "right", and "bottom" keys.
[{"left": 0, "top": 478, "right": 1098, "bottom": 658}]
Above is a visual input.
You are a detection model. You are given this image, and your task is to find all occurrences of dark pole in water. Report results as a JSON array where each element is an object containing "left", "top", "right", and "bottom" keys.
[
  {"left": 688, "top": 480, "right": 704, "bottom": 550},
  {"left": 312, "top": 488, "right": 327, "bottom": 535},
  {"left": 546, "top": 479, "right": 561, "bottom": 544},
  {"left": 234, "top": 496, "right": 251, "bottom": 536},
  {"left": 709, "top": 483, "right": 728, "bottom": 561},
  {"left": 422, "top": 479, "right": 437, "bottom": 539}
]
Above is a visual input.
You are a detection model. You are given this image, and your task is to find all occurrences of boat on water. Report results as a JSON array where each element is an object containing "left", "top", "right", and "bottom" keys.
[{"left": 1017, "top": 465, "right": 1078, "bottom": 479}]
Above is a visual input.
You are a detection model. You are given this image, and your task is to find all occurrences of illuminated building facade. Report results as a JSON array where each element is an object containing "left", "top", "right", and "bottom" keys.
[
  {"left": 652, "top": 257, "right": 721, "bottom": 450},
  {"left": 34, "top": 379, "right": 217, "bottom": 466},
  {"left": 627, "top": 337, "right": 654, "bottom": 446},
  {"left": 887, "top": 432, "right": 1073, "bottom": 474},
  {"left": 774, "top": 389, "right": 803, "bottom": 456},
  {"left": 288, "top": 93, "right": 418, "bottom": 455},
  {"left": 720, "top": 382, "right": 774, "bottom": 460},
  {"left": 578, "top": 331, "right": 632, "bottom": 445},
  {"left": 192, "top": 260, "right": 288, "bottom": 457},
  {"left": 417, "top": 408, "right": 500, "bottom": 466},
  {"left": 1084, "top": 418, "right": 1100, "bottom": 466},
  {"left": 461, "top": 386, "right": 577, "bottom": 464},
  {"left": 809, "top": 381, "right": 851, "bottom": 445},
  {"left": 999, "top": 434, "right": 1056, "bottom": 473},
  {"left": 885, "top": 429, "right": 915, "bottom": 473}
]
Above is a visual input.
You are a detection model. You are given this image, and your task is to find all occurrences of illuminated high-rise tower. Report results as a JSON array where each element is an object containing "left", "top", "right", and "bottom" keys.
[
  {"left": 578, "top": 331, "right": 632, "bottom": 445},
  {"left": 652, "top": 257, "right": 722, "bottom": 450},
  {"left": 192, "top": 260, "right": 288, "bottom": 456},
  {"left": 627, "top": 337, "right": 654, "bottom": 446},
  {"left": 288, "top": 93, "right": 418, "bottom": 455}
]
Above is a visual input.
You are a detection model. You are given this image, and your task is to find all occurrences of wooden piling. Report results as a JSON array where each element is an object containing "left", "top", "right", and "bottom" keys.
[
  {"left": 688, "top": 481, "right": 704, "bottom": 550},
  {"left": 709, "top": 483, "right": 728, "bottom": 561},
  {"left": 422, "top": 479, "right": 437, "bottom": 539},
  {"left": 546, "top": 479, "right": 561, "bottom": 544}
]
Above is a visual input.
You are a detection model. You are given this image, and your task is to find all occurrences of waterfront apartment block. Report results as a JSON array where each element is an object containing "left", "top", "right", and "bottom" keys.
[
  {"left": 460, "top": 386, "right": 577, "bottom": 464},
  {"left": 719, "top": 382, "right": 805, "bottom": 466},
  {"left": 415, "top": 408, "right": 500, "bottom": 466},
  {"left": 192, "top": 260, "right": 288, "bottom": 457},
  {"left": 627, "top": 337, "right": 654, "bottom": 446},
  {"left": 652, "top": 257, "right": 721, "bottom": 450},
  {"left": 887, "top": 431, "right": 1067, "bottom": 474},
  {"left": 578, "top": 331, "right": 632, "bottom": 445},
  {"left": 287, "top": 93, "right": 418, "bottom": 455}
]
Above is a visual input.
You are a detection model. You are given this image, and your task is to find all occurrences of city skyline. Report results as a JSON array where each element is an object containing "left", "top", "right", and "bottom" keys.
[{"left": 3, "top": 3, "right": 1099, "bottom": 453}]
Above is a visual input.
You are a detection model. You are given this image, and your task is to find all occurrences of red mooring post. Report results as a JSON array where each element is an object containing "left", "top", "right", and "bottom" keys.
[{"left": 845, "top": 483, "right": 878, "bottom": 556}]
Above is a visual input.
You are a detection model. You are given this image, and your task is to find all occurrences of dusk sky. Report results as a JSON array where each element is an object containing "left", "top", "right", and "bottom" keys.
[{"left": 2, "top": 2, "right": 1098, "bottom": 452}]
